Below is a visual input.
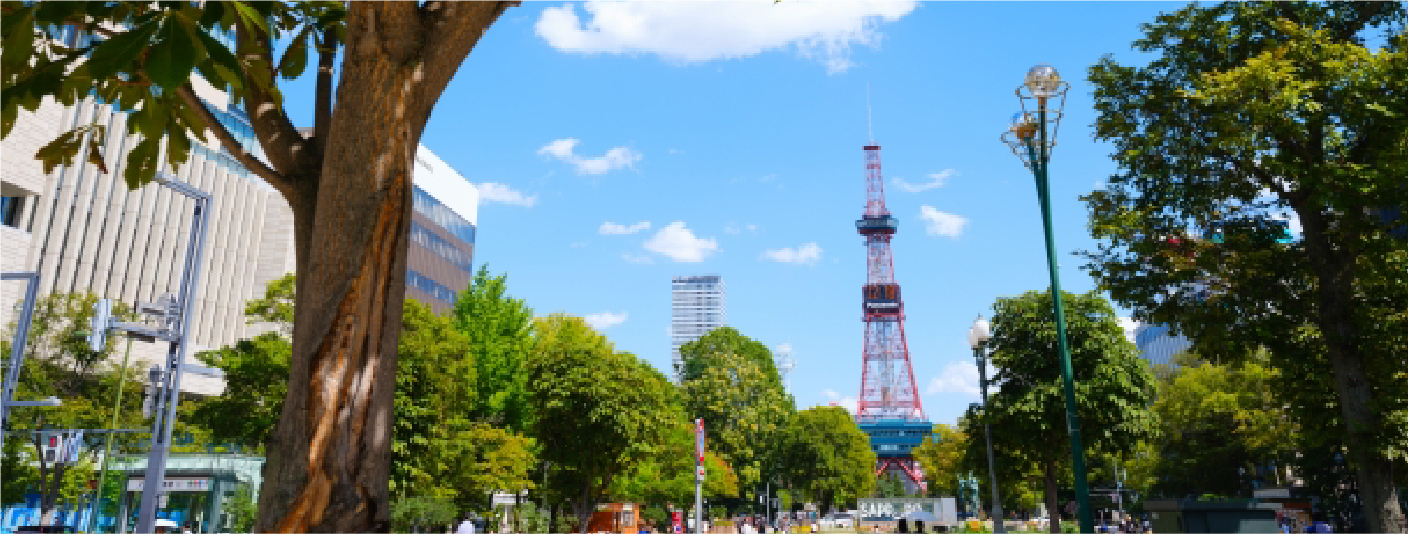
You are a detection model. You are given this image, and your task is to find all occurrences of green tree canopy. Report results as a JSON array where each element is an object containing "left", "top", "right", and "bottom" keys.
[
  {"left": 679, "top": 344, "right": 794, "bottom": 491},
  {"left": 912, "top": 424, "right": 967, "bottom": 499},
  {"left": 980, "top": 290, "right": 1158, "bottom": 533},
  {"left": 1083, "top": 2, "right": 1407, "bottom": 530},
  {"left": 527, "top": 314, "right": 677, "bottom": 533},
  {"left": 776, "top": 406, "right": 877, "bottom": 514},
  {"left": 1148, "top": 353, "right": 1296, "bottom": 498},
  {"left": 451, "top": 265, "right": 536, "bottom": 433},
  {"left": 677, "top": 327, "right": 781, "bottom": 387}
]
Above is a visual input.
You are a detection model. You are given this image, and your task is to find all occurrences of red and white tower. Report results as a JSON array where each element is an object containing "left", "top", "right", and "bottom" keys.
[{"left": 855, "top": 141, "right": 931, "bottom": 492}]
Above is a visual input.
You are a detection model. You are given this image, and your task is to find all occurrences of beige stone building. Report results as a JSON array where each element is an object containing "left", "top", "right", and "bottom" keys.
[{"left": 2, "top": 79, "right": 477, "bottom": 396}]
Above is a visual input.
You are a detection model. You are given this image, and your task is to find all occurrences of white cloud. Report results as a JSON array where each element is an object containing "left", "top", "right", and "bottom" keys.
[
  {"left": 600, "top": 221, "right": 652, "bottom": 235},
  {"left": 919, "top": 205, "right": 968, "bottom": 237},
  {"left": 570, "top": 240, "right": 590, "bottom": 248},
  {"left": 1118, "top": 317, "right": 1140, "bottom": 345},
  {"left": 535, "top": 1, "right": 919, "bottom": 74},
  {"left": 537, "top": 138, "right": 642, "bottom": 175},
  {"left": 761, "top": 243, "right": 823, "bottom": 266},
  {"left": 893, "top": 169, "right": 955, "bottom": 193},
  {"left": 924, "top": 361, "right": 998, "bottom": 397},
  {"left": 724, "top": 222, "right": 742, "bottom": 235},
  {"left": 643, "top": 221, "right": 719, "bottom": 262},
  {"left": 746, "top": 224, "right": 758, "bottom": 233},
  {"left": 669, "top": 148, "right": 685, "bottom": 155},
  {"left": 776, "top": 343, "right": 794, "bottom": 355},
  {"left": 622, "top": 253, "right": 654, "bottom": 264},
  {"left": 475, "top": 182, "right": 538, "bottom": 207},
  {"left": 822, "top": 389, "right": 858, "bottom": 415},
  {"left": 585, "top": 311, "right": 629, "bottom": 329}
]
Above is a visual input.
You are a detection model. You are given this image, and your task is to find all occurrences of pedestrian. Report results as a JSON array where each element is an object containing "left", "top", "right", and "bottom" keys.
[
  {"left": 182, "top": 522, "right": 193, "bottom": 534},
  {"left": 457, "top": 514, "right": 477, "bottom": 534}
]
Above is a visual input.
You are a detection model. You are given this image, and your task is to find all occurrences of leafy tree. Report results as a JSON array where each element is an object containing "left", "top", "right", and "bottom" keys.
[
  {"left": 451, "top": 265, "right": 536, "bottom": 433},
  {"left": 391, "top": 495, "right": 458, "bottom": 533},
  {"left": 244, "top": 272, "right": 296, "bottom": 334},
  {"left": 1, "top": 292, "right": 148, "bottom": 524},
  {"left": 875, "top": 472, "right": 909, "bottom": 498},
  {"left": 679, "top": 332, "right": 794, "bottom": 491},
  {"left": 913, "top": 424, "right": 968, "bottom": 499},
  {"left": 527, "top": 314, "right": 677, "bottom": 533},
  {"left": 1147, "top": 355, "right": 1296, "bottom": 498},
  {"left": 776, "top": 406, "right": 876, "bottom": 515},
  {"left": 227, "top": 485, "right": 259, "bottom": 533},
  {"left": 191, "top": 332, "right": 290, "bottom": 449},
  {"left": 609, "top": 417, "right": 740, "bottom": 507},
  {"left": 979, "top": 290, "right": 1158, "bottom": 533},
  {"left": 3, "top": 2, "right": 516, "bottom": 528},
  {"left": 678, "top": 327, "right": 781, "bottom": 385},
  {"left": 1083, "top": 2, "right": 1408, "bottom": 530}
]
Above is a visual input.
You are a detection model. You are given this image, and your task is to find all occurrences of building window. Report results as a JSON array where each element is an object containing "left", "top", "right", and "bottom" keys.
[{"left": 1, "top": 196, "right": 26, "bottom": 228}]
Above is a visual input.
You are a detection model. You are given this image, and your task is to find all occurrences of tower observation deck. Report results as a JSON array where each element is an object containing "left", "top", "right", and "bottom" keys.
[{"left": 855, "top": 144, "right": 932, "bottom": 493}]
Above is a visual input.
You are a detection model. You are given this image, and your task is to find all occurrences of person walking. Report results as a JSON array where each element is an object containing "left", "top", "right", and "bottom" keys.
[{"left": 457, "top": 515, "right": 477, "bottom": 534}]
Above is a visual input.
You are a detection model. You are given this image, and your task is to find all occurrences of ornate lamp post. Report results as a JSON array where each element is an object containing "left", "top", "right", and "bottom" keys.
[
  {"left": 969, "top": 316, "right": 1004, "bottom": 533},
  {"left": 999, "top": 63, "right": 1093, "bottom": 534}
]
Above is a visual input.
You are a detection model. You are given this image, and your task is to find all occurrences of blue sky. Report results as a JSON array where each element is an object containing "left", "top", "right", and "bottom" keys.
[{"left": 282, "top": 1, "right": 1190, "bottom": 428}]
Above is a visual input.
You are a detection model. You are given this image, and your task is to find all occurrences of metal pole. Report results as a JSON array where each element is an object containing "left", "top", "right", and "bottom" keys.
[
  {"left": 135, "top": 191, "right": 211, "bottom": 534},
  {"left": 1026, "top": 102, "right": 1093, "bottom": 534},
  {"left": 976, "top": 346, "right": 1004, "bottom": 533},
  {"left": 89, "top": 335, "right": 134, "bottom": 532},
  {"left": 0, "top": 271, "right": 41, "bottom": 455}
]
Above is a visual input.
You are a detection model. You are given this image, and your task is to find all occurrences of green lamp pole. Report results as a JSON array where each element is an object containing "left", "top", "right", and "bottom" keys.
[{"left": 1000, "top": 63, "right": 1093, "bottom": 534}]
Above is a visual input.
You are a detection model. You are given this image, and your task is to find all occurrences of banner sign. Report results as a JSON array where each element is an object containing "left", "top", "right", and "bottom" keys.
[
  {"left": 673, "top": 511, "right": 683, "bottom": 534},
  {"left": 694, "top": 419, "right": 705, "bottom": 462},
  {"left": 862, "top": 284, "right": 902, "bottom": 314},
  {"left": 127, "top": 477, "right": 212, "bottom": 492}
]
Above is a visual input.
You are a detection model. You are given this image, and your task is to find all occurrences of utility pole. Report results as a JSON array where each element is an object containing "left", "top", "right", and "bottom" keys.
[{"left": 696, "top": 418, "right": 705, "bottom": 534}]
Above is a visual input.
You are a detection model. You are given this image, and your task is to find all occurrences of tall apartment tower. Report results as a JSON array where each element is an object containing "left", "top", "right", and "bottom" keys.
[{"left": 670, "top": 275, "right": 726, "bottom": 381}]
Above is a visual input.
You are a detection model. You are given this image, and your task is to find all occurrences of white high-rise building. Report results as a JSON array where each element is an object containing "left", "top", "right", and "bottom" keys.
[{"left": 670, "top": 275, "right": 726, "bottom": 381}]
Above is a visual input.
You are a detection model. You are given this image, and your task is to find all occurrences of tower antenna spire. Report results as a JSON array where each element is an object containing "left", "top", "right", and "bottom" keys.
[{"left": 866, "top": 82, "right": 874, "bottom": 144}]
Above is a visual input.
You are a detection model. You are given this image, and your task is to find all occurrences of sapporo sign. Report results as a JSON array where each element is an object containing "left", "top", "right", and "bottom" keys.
[{"left": 857, "top": 498, "right": 957, "bottom": 522}]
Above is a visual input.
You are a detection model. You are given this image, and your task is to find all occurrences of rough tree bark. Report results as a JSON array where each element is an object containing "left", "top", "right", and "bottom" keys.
[
  {"left": 1296, "top": 203, "right": 1406, "bottom": 534},
  {"left": 1042, "top": 460, "right": 1060, "bottom": 534},
  {"left": 204, "top": 3, "right": 518, "bottom": 532}
]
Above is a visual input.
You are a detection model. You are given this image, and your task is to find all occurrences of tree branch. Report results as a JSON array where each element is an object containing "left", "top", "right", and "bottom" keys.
[
  {"left": 176, "top": 84, "right": 287, "bottom": 191},
  {"left": 312, "top": 30, "right": 337, "bottom": 157},
  {"left": 404, "top": 2, "right": 516, "bottom": 133},
  {"left": 234, "top": 14, "right": 317, "bottom": 177}
]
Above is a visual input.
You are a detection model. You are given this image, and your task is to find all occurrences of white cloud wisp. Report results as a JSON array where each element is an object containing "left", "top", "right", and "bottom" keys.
[
  {"left": 537, "top": 138, "right": 642, "bottom": 175},
  {"left": 822, "top": 389, "right": 858, "bottom": 415},
  {"left": 600, "top": 221, "right": 652, "bottom": 235},
  {"left": 920, "top": 205, "right": 968, "bottom": 237},
  {"left": 475, "top": 182, "right": 539, "bottom": 207},
  {"left": 760, "top": 243, "right": 823, "bottom": 266},
  {"left": 585, "top": 311, "right": 629, "bottom": 329},
  {"left": 643, "top": 221, "right": 719, "bottom": 262},
  {"left": 535, "top": 1, "right": 919, "bottom": 74},
  {"left": 893, "top": 169, "right": 955, "bottom": 193}
]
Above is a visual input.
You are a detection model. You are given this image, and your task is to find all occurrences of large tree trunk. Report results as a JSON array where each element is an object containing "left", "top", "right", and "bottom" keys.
[
  {"left": 252, "top": 3, "right": 514, "bottom": 532},
  {"left": 1042, "top": 461, "right": 1060, "bottom": 534},
  {"left": 1299, "top": 207, "right": 1406, "bottom": 534}
]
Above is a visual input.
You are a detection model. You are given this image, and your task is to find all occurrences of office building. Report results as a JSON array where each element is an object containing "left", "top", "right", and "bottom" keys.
[
  {"left": 670, "top": 275, "right": 726, "bottom": 380},
  {"left": 1133, "top": 323, "right": 1193, "bottom": 367},
  {"left": 406, "top": 147, "right": 478, "bottom": 314}
]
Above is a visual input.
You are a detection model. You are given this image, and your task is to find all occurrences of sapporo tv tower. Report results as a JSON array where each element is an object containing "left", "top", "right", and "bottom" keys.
[{"left": 854, "top": 96, "right": 933, "bottom": 493}]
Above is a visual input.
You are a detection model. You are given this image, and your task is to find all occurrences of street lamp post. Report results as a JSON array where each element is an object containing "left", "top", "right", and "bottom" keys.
[
  {"left": 999, "top": 63, "right": 1094, "bottom": 534},
  {"left": 969, "top": 316, "right": 1004, "bottom": 534}
]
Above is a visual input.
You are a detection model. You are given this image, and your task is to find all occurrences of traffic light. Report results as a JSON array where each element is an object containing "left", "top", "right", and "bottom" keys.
[{"left": 88, "top": 298, "right": 112, "bottom": 352}]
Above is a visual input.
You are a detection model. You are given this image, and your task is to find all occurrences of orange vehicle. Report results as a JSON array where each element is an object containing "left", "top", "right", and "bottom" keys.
[{"left": 588, "top": 502, "right": 642, "bottom": 534}]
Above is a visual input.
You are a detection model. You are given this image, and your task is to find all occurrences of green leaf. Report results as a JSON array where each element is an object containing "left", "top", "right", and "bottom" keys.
[
  {"left": 145, "top": 16, "right": 201, "bottom": 91},
  {"left": 85, "top": 21, "right": 161, "bottom": 83},
  {"left": 230, "top": 1, "right": 271, "bottom": 37},
  {"left": 86, "top": 124, "right": 110, "bottom": 175},
  {"left": 278, "top": 24, "right": 312, "bottom": 80},
  {"left": 123, "top": 137, "right": 161, "bottom": 188}
]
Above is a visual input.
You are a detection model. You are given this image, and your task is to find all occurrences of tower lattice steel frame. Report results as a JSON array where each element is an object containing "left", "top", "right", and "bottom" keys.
[{"left": 855, "top": 143, "right": 930, "bottom": 491}]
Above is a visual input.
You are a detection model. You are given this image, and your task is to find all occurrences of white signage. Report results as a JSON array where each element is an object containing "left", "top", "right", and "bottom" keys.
[
  {"left": 127, "top": 477, "right": 213, "bottom": 492},
  {"left": 492, "top": 492, "right": 526, "bottom": 505}
]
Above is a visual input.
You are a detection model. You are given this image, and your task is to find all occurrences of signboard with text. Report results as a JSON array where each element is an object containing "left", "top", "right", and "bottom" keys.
[
  {"left": 857, "top": 498, "right": 956, "bottom": 523},
  {"left": 862, "top": 284, "right": 902, "bottom": 314},
  {"left": 127, "top": 477, "right": 212, "bottom": 492}
]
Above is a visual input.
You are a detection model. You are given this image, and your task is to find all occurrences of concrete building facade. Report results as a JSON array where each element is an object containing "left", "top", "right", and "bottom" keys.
[{"left": 670, "top": 274, "right": 727, "bottom": 381}]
